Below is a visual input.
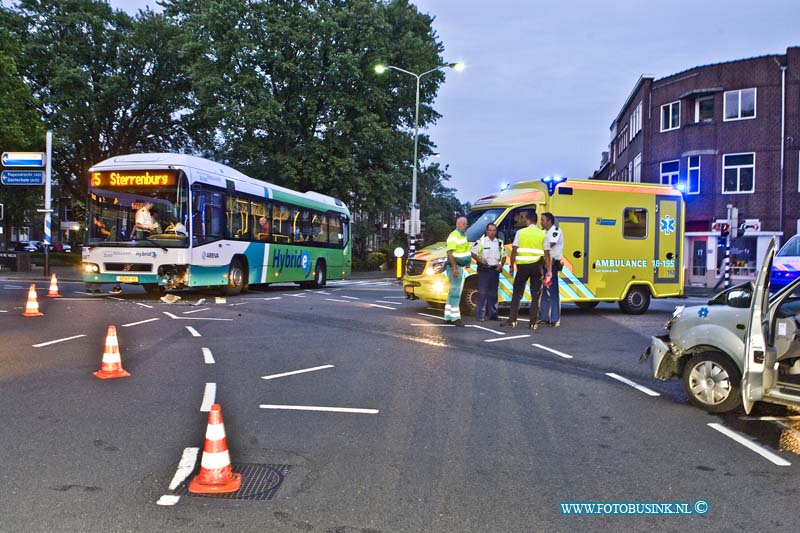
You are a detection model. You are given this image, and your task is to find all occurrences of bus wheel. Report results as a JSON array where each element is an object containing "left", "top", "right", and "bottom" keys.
[
  {"left": 223, "top": 258, "right": 245, "bottom": 296},
  {"left": 143, "top": 284, "right": 165, "bottom": 297},
  {"left": 619, "top": 286, "right": 650, "bottom": 314},
  {"left": 311, "top": 261, "right": 327, "bottom": 288},
  {"left": 460, "top": 277, "right": 478, "bottom": 316},
  {"left": 575, "top": 301, "right": 599, "bottom": 311}
]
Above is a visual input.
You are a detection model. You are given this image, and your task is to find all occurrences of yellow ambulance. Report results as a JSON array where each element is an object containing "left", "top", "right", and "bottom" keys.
[{"left": 403, "top": 177, "right": 684, "bottom": 314}]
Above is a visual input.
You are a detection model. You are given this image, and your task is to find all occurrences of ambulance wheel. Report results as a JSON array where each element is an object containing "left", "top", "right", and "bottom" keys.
[
  {"left": 460, "top": 277, "right": 478, "bottom": 316},
  {"left": 619, "top": 286, "right": 650, "bottom": 314},
  {"left": 575, "top": 301, "right": 599, "bottom": 311},
  {"left": 143, "top": 284, "right": 165, "bottom": 296},
  {"left": 222, "top": 257, "right": 246, "bottom": 296},
  {"left": 682, "top": 352, "right": 742, "bottom": 413}
]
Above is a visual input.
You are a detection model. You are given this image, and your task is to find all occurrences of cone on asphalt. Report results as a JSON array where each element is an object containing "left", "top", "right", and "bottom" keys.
[
  {"left": 22, "top": 284, "right": 44, "bottom": 316},
  {"left": 47, "top": 273, "right": 62, "bottom": 297},
  {"left": 188, "top": 404, "right": 242, "bottom": 494},
  {"left": 92, "top": 325, "right": 130, "bottom": 379}
]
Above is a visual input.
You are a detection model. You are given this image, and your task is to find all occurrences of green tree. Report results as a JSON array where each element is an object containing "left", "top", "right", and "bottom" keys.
[
  {"left": 0, "top": 6, "right": 45, "bottom": 245},
  {"left": 15, "top": 0, "right": 193, "bottom": 201}
]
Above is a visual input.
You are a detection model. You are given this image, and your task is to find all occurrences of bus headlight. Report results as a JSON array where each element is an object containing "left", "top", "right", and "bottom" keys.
[
  {"left": 426, "top": 258, "right": 447, "bottom": 275},
  {"left": 82, "top": 262, "right": 100, "bottom": 273}
]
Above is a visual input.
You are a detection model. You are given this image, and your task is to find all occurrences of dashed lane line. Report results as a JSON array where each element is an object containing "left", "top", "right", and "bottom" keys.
[
  {"left": 417, "top": 312, "right": 444, "bottom": 320},
  {"left": 108, "top": 296, "right": 124, "bottom": 301},
  {"left": 382, "top": 296, "right": 406, "bottom": 299},
  {"left": 122, "top": 318, "right": 160, "bottom": 328},
  {"left": 708, "top": 422, "right": 791, "bottom": 466},
  {"left": 369, "top": 304, "right": 397, "bottom": 310},
  {"left": 325, "top": 298, "right": 352, "bottom": 303},
  {"left": 262, "top": 364, "right": 335, "bottom": 380},
  {"left": 185, "top": 326, "right": 201, "bottom": 337},
  {"left": 485, "top": 334, "right": 530, "bottom": 343},
  {"left": 163, "top": 311, "right": 233, "bottom": 322},
  {"left": 135, "top": 302, "right": 153, "bottom": 309},
  {"left": 259, "top": 404, "right": 379, "bottom": 414},
  {"left": 200, "top": 383, "right": 216, "bottom": 411},
  {"left": 411, "top": 323, "right": 454, "bottom": 327},
  {"left": 532, "top": 343, "right": 574, "bottom": 359},
  {"left": 283, "top": 293, "right": 307, "bottom": 298},
  {"left": 32, "top": 334, "right": 87, "bottom": 348},
  {"left": 157, "top": 447, "right": 199, "bottom": 506},
  {"left": 339, "top": 295, "right": 360, "bottom": 300},
  {"left": 375, "top": 300, "right": 401, "bottom": 305},
  {"left": 202, "top": 347, "right": 215, "bottom": 364},
  {"left": 605, "top": 373, "right": 660, "bottom": 397},
  {"left": 466, "top": 324, "right": 505, "bottom": 335},
  {"left": 182, "top": 308, "right": 210, "bottom": 315}
]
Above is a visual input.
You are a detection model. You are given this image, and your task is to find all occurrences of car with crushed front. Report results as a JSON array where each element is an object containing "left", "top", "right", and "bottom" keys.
[{"left": 643, "top": 238, "right": 800, "bottom": 413}]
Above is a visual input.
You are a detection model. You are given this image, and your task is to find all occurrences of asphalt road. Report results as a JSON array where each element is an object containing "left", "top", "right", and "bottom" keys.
[{"left": 1, "top": 278, "right": 798, "bottom": 532}]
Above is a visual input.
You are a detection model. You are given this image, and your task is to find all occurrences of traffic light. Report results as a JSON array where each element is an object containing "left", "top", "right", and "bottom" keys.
[{"left": 712, "top": 222, "right": 730, "bottom": 237}]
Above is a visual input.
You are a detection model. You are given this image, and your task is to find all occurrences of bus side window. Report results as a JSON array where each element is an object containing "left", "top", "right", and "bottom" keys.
[
  {"left": 251, "top": 200, "right": 270, "bottom": 241},
  {"left": 192, "top": 185, "right": 225, "bottom": 244}
]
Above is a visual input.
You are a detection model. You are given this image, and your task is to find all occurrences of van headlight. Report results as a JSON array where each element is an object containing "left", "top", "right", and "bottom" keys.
[
  {"left": 426, "top": 258, "right": 448, "bottom": 275},
  {"left": 665, "top": 305, "right": 684, "bottom": 330}
]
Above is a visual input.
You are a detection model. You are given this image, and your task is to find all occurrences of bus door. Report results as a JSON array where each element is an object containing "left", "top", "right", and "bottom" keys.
[{"left": 654, "top": 195, "right": 681, "bottom": 284}]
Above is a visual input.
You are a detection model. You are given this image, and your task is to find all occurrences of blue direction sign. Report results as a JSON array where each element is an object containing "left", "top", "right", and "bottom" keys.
[
  {"left": 1, "top": 170, "right": 45, "bottom": 185},
  {"left": 2, "top": 151, "right": 45, "bottom": 167}
]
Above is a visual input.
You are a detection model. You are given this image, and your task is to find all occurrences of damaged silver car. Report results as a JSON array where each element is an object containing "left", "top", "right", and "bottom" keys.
[{"left": 642, "top": 238, "right": 800, "bottom": 413}]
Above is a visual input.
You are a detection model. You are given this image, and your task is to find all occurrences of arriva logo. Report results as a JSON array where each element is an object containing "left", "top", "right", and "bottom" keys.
[
  {"left": 201, "top": 251, "right": 220, "bottom": 260},
  {"left": 272, "top": 249, "right": 312, "bottom": 276}
]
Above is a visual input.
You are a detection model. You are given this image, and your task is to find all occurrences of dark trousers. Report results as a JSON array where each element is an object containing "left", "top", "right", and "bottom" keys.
[
  {"left": 508, "top": 261, "right": 544, "bottom": 321},
  {"left": 476, "top": 266, "right": 500, "bottom": 319},
  {"left": 539, "top": 260, "right": 561, "bottom": 323}
]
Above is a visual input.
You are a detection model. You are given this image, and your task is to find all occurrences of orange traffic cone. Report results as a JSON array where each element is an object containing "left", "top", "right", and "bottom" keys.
[
  {"left": 92, "top": 325, "right": 131, "bottom": 379},
  {"left": 188, "top": 404, "right": 242, "bottom": 494},
  {"left": 47, "top": 273, "right": 62, "bottom": 297},
  {"left": 22, "top": 284, "right": 44, "bottom": 316}
]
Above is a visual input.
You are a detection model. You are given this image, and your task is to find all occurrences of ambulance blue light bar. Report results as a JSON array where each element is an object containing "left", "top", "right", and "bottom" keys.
[{"left": 541, "top": 176, "right": 567, "bottom": 196}]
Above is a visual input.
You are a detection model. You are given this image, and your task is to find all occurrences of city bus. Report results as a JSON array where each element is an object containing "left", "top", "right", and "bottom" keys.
[{"left": 82, "top": 153, "right": 351, "bottom": 295}]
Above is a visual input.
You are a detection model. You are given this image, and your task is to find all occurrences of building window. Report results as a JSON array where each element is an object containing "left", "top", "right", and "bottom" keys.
[
  {"left": 722, "top": 153, "right": 755, "bottom": 194},
  {"left": 618, "top": 125, "right": 629, "bottom": 154},
  {"left": 660, "top": 101, "right": 680, "bottom": 132},
  {"left": 687, "top": 156, "right": 701, "bottom": 194},
  {"left": 724, "top": 88, "right": 756, "bottom": 121},
  {"left": 695, "top": 96, "right": 714, "bottom": 122},
  {"left": 633, "top": 153, "right": 641, "bottom": 183},
  {"left": 623, "top": 208, "right": 647, "bottom": 239},
  {"left": 660, "top": 160, "right": 679, "bottom": 186},
  {"left": 629, "top": 101, "right": 642, "bottom": 140}
]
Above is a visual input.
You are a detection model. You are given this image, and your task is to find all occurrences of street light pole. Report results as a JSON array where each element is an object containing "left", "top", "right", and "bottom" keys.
[{"left": 375, "top": 62, "right": 464, "bottom": 257}]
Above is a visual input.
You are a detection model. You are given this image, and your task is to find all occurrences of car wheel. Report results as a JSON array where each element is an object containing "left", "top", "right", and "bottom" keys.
[
  {"left": 460, "top": 276, "right": 478, "bottom": 316},
  {"left": 618, "top": 286, "right": 650, "bottom": 314},
  {"left": 575, "top": 301, "right": 599, "bottom": 310},
  {"left": 682, "top": 352, "right": 743, "bottom": 413},
  {"left": 222, "top": 258, "right": 245, "bottom": 296}
]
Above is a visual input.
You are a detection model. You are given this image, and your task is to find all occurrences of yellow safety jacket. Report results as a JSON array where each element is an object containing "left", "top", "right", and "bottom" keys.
[
  {"left": 515, "top": 225, "right": 546, "bottom": 264},
  {"left": 447, "top": 229, "right": 472, "bottom": 266}
]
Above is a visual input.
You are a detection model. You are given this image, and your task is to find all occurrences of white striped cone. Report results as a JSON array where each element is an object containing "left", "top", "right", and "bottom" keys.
[
  {"left": 188, "top": 403, "right": 241, "bottom": 494},
  {"left": 47, "top": 273, "right": 62, "bottom": 297},
  {"left": 22, "top": 284, "right": 43, "bottom": 316},
  {"left": 93, "top": 325, "right": 130, "bottom": 379}
]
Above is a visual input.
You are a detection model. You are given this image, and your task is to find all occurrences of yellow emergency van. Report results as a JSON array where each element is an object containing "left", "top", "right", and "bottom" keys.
[{"left": 403, "top": 177, "right": 684, "bottom": 314}]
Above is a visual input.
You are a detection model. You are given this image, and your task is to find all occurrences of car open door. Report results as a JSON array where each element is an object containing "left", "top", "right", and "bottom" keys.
[{"left": 742, "top": 238, "right": 777, "bottom": 414}]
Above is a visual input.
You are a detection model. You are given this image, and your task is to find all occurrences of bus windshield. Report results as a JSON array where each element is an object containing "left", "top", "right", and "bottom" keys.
[
  {"left": 87, "top": 170, "right": 190, "bottom": 248},
  {"left": 465, "top": 208, "right": 504, "bottom": 242}
]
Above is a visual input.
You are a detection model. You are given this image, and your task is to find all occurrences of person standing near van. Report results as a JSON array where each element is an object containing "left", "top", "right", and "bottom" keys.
[
  {"left": 471, "top": 223, "right": 505, "bottom": 321},
  {"left": 445, "top": 216, "right": 471, "bottom": 327},
  {"left": 538, "top": 212, "right": 564, "bottom": 327},
  {"left": 503, "top": 211, "right": 551, "bottom": 329}
]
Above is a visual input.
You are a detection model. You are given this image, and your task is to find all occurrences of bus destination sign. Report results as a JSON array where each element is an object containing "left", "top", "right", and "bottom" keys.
[{"left": 90, "top": 170, "right": 178, "bottom": 187}]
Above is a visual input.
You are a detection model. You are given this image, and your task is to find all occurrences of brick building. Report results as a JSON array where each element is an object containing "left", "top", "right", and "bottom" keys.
[{"left": 599, "top": 46, "right": 800, "bottom": 287}]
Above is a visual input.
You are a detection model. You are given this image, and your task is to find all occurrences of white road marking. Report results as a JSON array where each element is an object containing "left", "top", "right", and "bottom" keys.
[
  {"left": 418, "top": 312, "right": 444, "bottom": 320},
  {"left": 532, "top": 343, "right": 574, "bottom": 359},
  {"left": 186, "top": 326, "right": 201, "bottom": 337},
  {"left": 411, "top": 323, "right": 454, "bottom": 327},
  {"left": 168, "top": 447, "right": 199, "bottom": 491},
  {"left": 0, "top": 310, "right": 6, "bottom": 313},
  {"left": 182, "top": 308, "right": 210, "bottom": 315},
  {"left": 163, "top": 311, "right": 232, "bottom": 322},
  {"left": 485, "top": 334, "right": 530, "bottom": 343},
  {"left": 325, "top": 298, "right": 352, "bottom": 303},
  {"left": 708, "top": 423, "right": 791, "bottom": 466},
  {"left": 230, "top": 302, "right": 248, "bottom": 306},
  {"left": 262, "top": 364, "right": 335, "bottom": 380},
  {"left": 135, "top": 302, "right": 153, "bottom": 308},
  {"left": 259, "top": 404, "right": 379, "bottom": 414},
  {"left": 383, "top": 296, "right": 406, "bottom": 299},
  {"left": 108, "top": 296, "right": 124, "bottom": 301},
  {"left": 284, "top": 293, "right": 307, "bottom": 298},
  {"left": 201, "top": 347, "right": 215, "bottom": 364},
  {"left": 3, "top": 285, "right": 24, "bottom": 289},
  {"left": 466, "top": 324, "right": 504, "bottom": 335},
  {"left": 156, "top": 495, "right": 181, "bottom": 506},
  {"left": 122, "top": 318, "right": 160, "bottom": 328},
  {"left": 339, "top": 295, "right": 359, "bottom": 300},
  {"left": 32, "top": 334, "right": 87, "bottom": 348},
  {"left": 200, "top": 383, "right": 216, "bottom": 411},
  {"left": 318, "top": 291, "right": 331, "bottom": 295},
  {"left": 605, "top": 373, "right": 660, "bottom": 396},
  {"left": 369, "top": 304, "right": 397, "bottom": 310},
  {"left": 261, "top": 297, "right": 282, "bottom": 301},
  {"left": 374, "top": 300, "right": 401, "bottom": 305}
]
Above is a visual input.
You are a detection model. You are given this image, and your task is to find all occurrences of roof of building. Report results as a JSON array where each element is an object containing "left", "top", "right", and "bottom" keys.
[{"left": 654, "top": 53, "right": 785, "bottom": 85}]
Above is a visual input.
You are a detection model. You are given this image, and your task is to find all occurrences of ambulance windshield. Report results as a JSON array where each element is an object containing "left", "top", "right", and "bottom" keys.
[{"left": 465, "top": 209, "right": 504, "bottom": 242}]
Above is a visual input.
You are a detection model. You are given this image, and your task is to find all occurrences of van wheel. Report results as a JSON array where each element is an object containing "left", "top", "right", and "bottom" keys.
[
  {"left": 460, "top": 277, "right": 478, "bottom": 316},
  {"left": 682, "top": 352, "right": 742, "bottom": 413},
  {"left": 222, "top": 258, "right": 245, "bottom": 296},
  {"left": 575, "top": 301, "right": 599, "bottom": 310},
  {"left": 619, "top": 286, "right": 650, "bottom": 314},
  {"left": 311, "top": 261, "right": 327, "bottom": 288}
]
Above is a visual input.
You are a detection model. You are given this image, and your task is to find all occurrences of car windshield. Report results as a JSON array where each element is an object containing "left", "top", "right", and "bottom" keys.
[
  {"left": 465, "top": 208, "right": 504, "bottom": 242},
  {"left": 777, "top": 236, "right": 800, "bottom": 257}
]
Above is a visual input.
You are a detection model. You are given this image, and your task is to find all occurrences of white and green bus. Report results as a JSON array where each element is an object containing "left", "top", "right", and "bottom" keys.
[{"left": 82, "top": 153, "right": 351, "bottom": 295}]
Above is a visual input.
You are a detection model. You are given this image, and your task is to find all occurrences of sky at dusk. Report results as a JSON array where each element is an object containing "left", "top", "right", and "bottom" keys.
[{"left": 112, "top": 0, "right": 799, "bottom": 203}]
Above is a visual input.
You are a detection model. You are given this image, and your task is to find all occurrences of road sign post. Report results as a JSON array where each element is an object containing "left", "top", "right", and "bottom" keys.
[{"left": 44, "top": 131, "right": 52, "bottom": 276}]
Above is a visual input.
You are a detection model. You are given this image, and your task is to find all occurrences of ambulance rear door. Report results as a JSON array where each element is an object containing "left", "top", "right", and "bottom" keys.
[{"left": 654, "top": 195, "right": 681, "bottom": 284}]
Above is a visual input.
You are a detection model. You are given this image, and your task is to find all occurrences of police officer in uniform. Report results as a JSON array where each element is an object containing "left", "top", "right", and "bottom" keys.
[
  {"left": 503, "top": 211, "right": 551, "bottom": 329},
  {"left": 471, "top": 223, "right": 505, "bottom": 321},
  {"left": 445, "top": 216, "right": 471, "bottom": 327},
  {"left": 538, "top": 212, "right": 564, "bottom": 327}
]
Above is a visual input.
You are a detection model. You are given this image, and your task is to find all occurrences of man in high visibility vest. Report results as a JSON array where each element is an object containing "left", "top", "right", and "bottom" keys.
[
  {"left": 503, "top": 211, "right": 551, "bottom": 329},
  {"left": 445, "top": 216, "right": 471, "bottom": 326},
  {"left": 470, "top": 222, "right": 505, "bottom": 321}
]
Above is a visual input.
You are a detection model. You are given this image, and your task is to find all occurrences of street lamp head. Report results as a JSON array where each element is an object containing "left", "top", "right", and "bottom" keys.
[
  {"left": 374, "top": 64, "right": 387, "bottom": 74},
  {"left": 450, "top": 62, "right": 465, "bottom": 72}
]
